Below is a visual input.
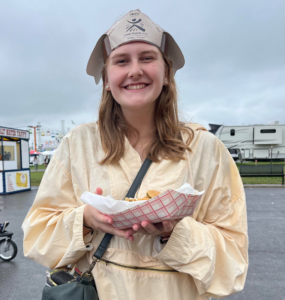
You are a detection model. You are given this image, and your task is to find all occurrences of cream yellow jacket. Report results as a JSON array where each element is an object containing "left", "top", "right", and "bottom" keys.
[{"left": 22, "top": 123, "right": 248, "bottom": 300}]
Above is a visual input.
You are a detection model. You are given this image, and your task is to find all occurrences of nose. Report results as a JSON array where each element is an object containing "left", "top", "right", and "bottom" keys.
[{"left": 128, "top": 61, "right": 143, "bottom": 79}]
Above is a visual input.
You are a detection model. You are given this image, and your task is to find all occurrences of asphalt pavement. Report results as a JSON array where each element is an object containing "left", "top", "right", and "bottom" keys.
[{"left": 0, "top": 188, "right": 284, "bottom": 300}]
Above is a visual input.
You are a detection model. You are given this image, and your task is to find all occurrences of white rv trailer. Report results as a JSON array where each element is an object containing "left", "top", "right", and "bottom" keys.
[{"left": 212, "top": 122, "right": 285, "bottom": 161}]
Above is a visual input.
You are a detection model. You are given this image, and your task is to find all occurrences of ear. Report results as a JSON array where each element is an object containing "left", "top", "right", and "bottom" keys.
[
  {"left": 163, "top": 67, "right": 169, "bottom": 86},
  {"left": 104, "top": 76, "right": 110, "bottom": 91},
  {"left": 164, "top": 66, "right": 168, "bottom": 77}
]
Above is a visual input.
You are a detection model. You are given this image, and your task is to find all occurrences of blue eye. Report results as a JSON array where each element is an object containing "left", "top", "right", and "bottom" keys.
[
  {"left": 142, "top": 57, "right": 153, "bottom": 62},
  {"left": 117, "top": 60, "right": 127, "bottom": 64}
]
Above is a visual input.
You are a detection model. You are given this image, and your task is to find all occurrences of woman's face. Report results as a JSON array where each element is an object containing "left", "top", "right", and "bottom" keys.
[{"left": 106, "top": 42, "right": 166, "bottom": 111}]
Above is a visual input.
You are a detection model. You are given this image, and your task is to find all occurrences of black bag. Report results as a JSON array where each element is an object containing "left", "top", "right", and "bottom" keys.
[
  {"left": 42, "top": 158, "right": 152, "bottom": 300},
  {"left": 42, "top": 281, "right": 98, "bottom": 300}
]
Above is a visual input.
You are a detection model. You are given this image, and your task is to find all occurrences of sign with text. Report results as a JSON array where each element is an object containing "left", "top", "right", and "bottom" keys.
[
  {"left": 5, "top": 171, "right": 30, "bottom": 193},
  {"left": 0, "top": 127, "right": 30, "bottom": 139}
]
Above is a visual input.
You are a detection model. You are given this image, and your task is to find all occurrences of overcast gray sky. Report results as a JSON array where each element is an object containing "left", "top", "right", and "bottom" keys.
[{"left": 1, "top": 0, "right": 285, "bottom": 138}]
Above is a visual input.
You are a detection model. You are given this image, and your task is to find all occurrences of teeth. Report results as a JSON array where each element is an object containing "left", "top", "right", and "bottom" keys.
[{"left": 126, "top": 84, "right": 147, "bottom": 90}]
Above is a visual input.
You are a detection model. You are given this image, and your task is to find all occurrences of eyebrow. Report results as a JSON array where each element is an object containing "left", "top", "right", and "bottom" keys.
[{"left": 110, "top": 50, "right": 159, "bottom": 61}]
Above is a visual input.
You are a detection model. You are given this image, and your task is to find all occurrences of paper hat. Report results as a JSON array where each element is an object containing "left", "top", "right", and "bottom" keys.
[{"left": 87, "top": 9, "right": 185, "bottom": 84}]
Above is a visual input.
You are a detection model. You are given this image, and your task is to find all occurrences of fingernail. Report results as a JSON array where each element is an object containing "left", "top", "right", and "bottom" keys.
[{"left": 108, "top": 220, "right": 112, "bottom": 224}]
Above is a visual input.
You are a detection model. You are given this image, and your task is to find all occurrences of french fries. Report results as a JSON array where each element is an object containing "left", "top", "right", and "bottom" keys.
[
  {"left": 125, "top": 190, "right": 160, "bottom": 202},
  {"left": 146, "top": 190, "right": 160, "bottom": 198}
]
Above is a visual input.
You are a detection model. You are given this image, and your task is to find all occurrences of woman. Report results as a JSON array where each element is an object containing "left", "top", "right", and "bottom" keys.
[
  {"left": 33, "top": 155, "right": 39, "bottom": 171},
  {"left": 22, "top": 10, "right": 248, "bottom": 300},
  {"left": 44, "top": 155, "right": 50, "bottom": 169}
]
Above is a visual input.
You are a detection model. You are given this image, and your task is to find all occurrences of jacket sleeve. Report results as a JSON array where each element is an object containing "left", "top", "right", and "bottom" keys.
[
  {"left": 156, "top": 132, "right": 248, "bottom": 299},
  {"left": 22, "top": 137, "right": 94, "bottom": 269}
]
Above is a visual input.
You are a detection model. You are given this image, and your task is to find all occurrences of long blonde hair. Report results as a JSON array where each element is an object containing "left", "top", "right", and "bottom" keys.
[{"left": 98, "top": 54, "right": 193, "bottom": 164}]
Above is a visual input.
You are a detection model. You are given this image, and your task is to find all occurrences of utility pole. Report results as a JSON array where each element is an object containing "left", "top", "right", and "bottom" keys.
[
  {"left": 37, "top": 122, "right": 41, "bottom": 150},
  {"left": 28, "top": 125, "right": 41, "bottom": 151}
]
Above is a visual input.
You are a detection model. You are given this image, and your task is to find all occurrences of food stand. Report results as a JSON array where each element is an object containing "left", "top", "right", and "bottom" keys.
[{"left": 0, "top": 126, "right": 31, "bottom": 194}]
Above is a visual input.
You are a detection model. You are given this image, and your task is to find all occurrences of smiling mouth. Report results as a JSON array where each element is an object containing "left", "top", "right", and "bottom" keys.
[{"left": 125, "top": 84, "right": 149, "bottom": 90}]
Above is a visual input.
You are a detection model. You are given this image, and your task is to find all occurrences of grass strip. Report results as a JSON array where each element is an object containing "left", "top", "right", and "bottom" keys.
[
  {"left": 30, "top": 171, "right": 45, "bottom": 186},
  {"left": 30, "top": 164, "right": 45, "bottom": 170}
]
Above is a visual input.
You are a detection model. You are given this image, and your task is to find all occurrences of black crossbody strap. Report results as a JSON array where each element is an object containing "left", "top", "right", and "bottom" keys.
[
  {"left": 92, "top": 232, "right": 113, "bottom": 260},
  {"left": 92, "top": 158, "right": 152, "bottom": 261},
  {"left": 125, "top": 158, "right": 152, "bottom": 198}
]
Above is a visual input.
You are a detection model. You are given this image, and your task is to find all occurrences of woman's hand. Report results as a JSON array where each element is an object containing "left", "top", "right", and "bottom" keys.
[
  {"left": 124, "top": 219, "right": 182, "bottom": 239},
  {"left": 83, "top": 188, "right": 136, "bottom": 241}
]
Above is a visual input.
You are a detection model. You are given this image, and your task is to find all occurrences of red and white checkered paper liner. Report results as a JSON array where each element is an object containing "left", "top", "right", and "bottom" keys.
[{"left": 107, "top": 190, "right": 202, "bottom": 229}]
